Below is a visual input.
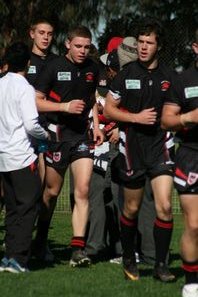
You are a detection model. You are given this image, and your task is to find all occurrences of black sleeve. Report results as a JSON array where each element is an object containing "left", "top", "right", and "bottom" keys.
[
  {"left": 109, "top": 67, "right": 127, "bottom": 98},
  {"left": 34, "top": 59, "right": 58, "bottom": 96},
  {"left": 164, "top": 71, "right": 184, "bottom": 108}
]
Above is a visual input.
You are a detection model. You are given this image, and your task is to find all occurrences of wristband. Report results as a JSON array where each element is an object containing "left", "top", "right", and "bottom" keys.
[
  {"left": 180, "top": 114, "right": 186, "bottom": 126},
  {"left": 60, "top": 102, "right": 70, "bottom": 112},
  {"left": 180, "top": 112, "right": 192, "bottom": 127}
]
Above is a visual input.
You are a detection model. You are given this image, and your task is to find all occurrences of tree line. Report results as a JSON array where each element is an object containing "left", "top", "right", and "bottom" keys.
[{"left": 0, "top": 0, "right": 197, "bottom": 68}]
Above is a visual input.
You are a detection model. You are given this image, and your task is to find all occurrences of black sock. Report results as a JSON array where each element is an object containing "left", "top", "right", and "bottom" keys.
[
  {"left": 182, "top": 260, "right": 198, "bottom": 284},
  {"left": 153, "top": 217, "right": 173, "bottom": 265},
  {"left": 120, "top": 214, "right": 137, "bottom": 260}
]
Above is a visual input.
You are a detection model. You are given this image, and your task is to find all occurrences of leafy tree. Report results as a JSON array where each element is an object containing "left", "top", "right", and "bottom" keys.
[{"left": 0, "top": 0, "right": 197, "bottom": 68}]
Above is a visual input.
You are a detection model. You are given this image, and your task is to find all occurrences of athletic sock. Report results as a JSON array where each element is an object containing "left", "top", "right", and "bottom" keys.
[
  {"left": 182, "top": 260, "right": 198, "bottom": 284},
  {"left": 120, "top": 214, "right": 138, "bottom": 260},
  {"left": 153, "top": 217, "right": 173, "bottom": 265},
  {"left": 71, "top": 236, "right": 85, "bottom": 251}
]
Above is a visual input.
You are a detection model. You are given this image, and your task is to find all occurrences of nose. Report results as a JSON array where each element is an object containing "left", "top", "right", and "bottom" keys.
[
  {"left": 142, "top": 42, "right": 147, "bottom": 50},
  {"left": 43, "top": 33, "right": 48, "bottom": 40},
  {"left": 80, "top": 47, "right": 86, "bottom": 54}
]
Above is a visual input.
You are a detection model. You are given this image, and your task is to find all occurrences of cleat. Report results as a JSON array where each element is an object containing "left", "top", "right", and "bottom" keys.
[
  {"left": 69, "top": 250, "right": 91, "bottom": 268},
  {"left": 123, "top": 257, "right": 139, "bottom": 281},
  {"left": 0, "top": 257, "right": 9, "bottom": 272},
  {"left": 153, "top": 262, "right": 175, "bottom": 282},
  {"left": 110, "top": 256, "right": 122, "bottom": 264},
  {"left": 182, "top": 284, "right": 198, "bottom": 297},
  {"left": 5, "top": 258, "right": 29, "bottom": 273}
]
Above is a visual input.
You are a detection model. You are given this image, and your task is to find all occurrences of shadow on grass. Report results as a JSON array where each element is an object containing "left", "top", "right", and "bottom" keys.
[
  {"left": 29, "top": 241, "right": 72, "bottom": 271},
  {"left": 139, "top": 264, "right": 183, "bottom": 280}
]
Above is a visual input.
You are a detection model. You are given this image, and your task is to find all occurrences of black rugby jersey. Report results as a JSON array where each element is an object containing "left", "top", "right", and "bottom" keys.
[
  {"left": 27, "top": 52, "right": 58, "bottom": 87},
  {"left": 27, "top": 52, "right": 58, "bottom": 128},
  {"left": 35, "top": 55, "right": 99, "bottom": 140},
  {"left": 110, "top": 61, "right": 176, "bottom": 122},
  {"left": 109, "top": 60, "right": 176, "bottom": 169},
  {"left": 165, "top": 65, "right": 198, "bottom": 150}
]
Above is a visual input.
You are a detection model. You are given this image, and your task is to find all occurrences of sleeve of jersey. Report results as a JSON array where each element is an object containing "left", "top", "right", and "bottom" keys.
[
  {"left": 108, "top": 72, "right": 123, "bottom": 100},
  {"left": 34, "top": 60, "right": 55, "bottom": 95},
  {"left": 164, "top": 72, "right": 183, "bottom": 107},
  {"left": 21, "top": 84, "right": 48, "bottom": 139}
]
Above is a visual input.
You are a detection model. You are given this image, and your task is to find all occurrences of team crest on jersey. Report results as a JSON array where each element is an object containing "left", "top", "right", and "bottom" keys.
[
  {"left": 161, "top": 80, "right": 170, "bottom": 91},
  {"left": 27, "top": 65, "right": 36, "bottom": 74},
  {"left": 187, "top": 172, "right": 198, "bottom": 185},
  {"left": 85, "top": 72, "right": 94, "bottom": 82},
  {"left": 53, "top": 152, "right": 61, "bottom": 162}
]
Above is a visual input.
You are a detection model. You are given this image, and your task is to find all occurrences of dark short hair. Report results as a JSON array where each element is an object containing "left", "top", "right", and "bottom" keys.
[
  {"left": 67, "top": 25, "right": 92, "bottom": 41},
  {"left": 30, "top": 17, "right": 55, "bottom": 31},
  {"left": 3, "top": 42, "right": 30, "bottom": 72},
  {"left": 137, "top": 18, "right": 165, "bottom": 48}
]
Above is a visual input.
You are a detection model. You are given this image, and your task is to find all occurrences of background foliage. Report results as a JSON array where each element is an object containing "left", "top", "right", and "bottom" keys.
[{"left": 0, "top": 0, "right": 197, "bottom": 68}]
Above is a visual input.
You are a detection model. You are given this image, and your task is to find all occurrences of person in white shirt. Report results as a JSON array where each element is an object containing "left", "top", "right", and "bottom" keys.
[{"left": 0, "top": 42, "right": 49, "bottom": 273}]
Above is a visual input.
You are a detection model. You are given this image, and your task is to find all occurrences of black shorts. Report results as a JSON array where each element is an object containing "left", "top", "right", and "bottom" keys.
[
  {"left": 45, "top": 139, "right": 95, "bottom": 169},
  {"left": 111, "top": 152, "right": 173, "bottom": 189},
  {"left": 174, "top": 146, "right": 198, "bottom": 194}
]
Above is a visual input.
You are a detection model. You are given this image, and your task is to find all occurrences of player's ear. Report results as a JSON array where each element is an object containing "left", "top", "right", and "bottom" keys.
[
  {"left": 65, "top": 39, "right": 70, "bottom": 50},
  {"left": 29, "top": 29, "right": 35, "bottom": 40},
  {"left": 192, "top": 42, "right": 198, "bottom": 54}
]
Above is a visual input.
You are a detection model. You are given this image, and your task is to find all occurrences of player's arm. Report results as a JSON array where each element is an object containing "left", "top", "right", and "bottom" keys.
[
  {"left": 92, "top": 102, "right": 104, "bottom": 145},
  {"left": 104, "top": 91, "right": 157, "bottom": 125},
  {"left": 161, "top": 103, "right": 198, "bottom": 131},
  {"left": 36, "top": 91, "right": 85, "bottom": 114},
  {"left": 21, "top": 87, "right": 48, "bottom": 140}
]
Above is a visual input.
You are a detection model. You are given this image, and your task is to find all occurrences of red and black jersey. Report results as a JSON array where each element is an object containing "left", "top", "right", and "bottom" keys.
[
  {"left": 34, "top": 55, "right": 99, "bottom": 140},
  {"left": 27, "top": 52, "right": 58, "bottom": 130},
  {"left": 165, "top": 65, "right": 198, "bottom": 150},
  {"left": 27, "top": 52, "right": 58, "bottom": 87},
  {"left": 109, "top": 60, "right": 176, "bottom": 170}
]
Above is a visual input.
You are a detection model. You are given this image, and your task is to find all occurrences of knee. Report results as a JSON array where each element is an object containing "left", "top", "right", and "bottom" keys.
[
  {"left": 75, "top": 184, "right": 89, "bottom": 200},
  {"left": 124, "top": 202, "right": 139, "bottom": 217},
  {"left": 186, "top": 219, "right": 198, "bottom": 237},
  {"left": 156, "top": 201, "right": 172, "bottom": 220},
  {"left": 45, "top": 185, "right": 60, "bottom": 199}
]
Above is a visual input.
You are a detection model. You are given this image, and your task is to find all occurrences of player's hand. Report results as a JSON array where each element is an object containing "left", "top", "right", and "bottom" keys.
[
  {"left": 107, "top": 128, "right": 119, "bottom": 144},
  {"left": 93, "top": 127, "right": 104, "bottom": 146},
  {"left": 97, "top": 101, "right": 104, "bottom": 113},
  {"left": 134, "top": 107, "right": 157, "bottom": 125},
  {"left": 188, "top": 108, "right": 198, "bottom": 124},
  {"left": 60, "top": 100, "right": 85, "bottom": 114}
]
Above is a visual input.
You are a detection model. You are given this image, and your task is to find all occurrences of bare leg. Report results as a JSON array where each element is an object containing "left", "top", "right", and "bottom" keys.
[{"left": 71, "top": 158, "right": 93, "bottom": 237}]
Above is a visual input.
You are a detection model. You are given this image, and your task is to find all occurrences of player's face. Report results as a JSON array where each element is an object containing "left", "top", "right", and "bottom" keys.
[
  {"left": 137, "top": 32, "right": 159, "bottom": 64},
  {"left": 192, "top": 41, "right": 198, "bottom": 55},
  {"left": 66, "top": 37, "right": 91, "bottom": 64},
  {"left": 30, "top": 23, "right": 54, "bottom": 54}
]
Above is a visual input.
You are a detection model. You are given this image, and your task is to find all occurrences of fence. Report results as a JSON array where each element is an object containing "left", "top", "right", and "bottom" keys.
[{"left": 56, "top": 170, "right": 181, "bottom": 215}]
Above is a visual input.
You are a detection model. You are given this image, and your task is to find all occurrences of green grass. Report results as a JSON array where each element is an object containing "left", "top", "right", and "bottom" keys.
[{"left": 0, "top": 213, "right": 184, "bottom": 297}]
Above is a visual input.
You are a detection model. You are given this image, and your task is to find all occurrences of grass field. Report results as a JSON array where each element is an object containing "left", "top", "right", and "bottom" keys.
[{"left": 0, "top": 212, "right": 184, "bottom": 297}]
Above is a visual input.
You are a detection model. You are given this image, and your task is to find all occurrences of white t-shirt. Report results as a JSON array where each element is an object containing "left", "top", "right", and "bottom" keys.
[{"left": 0, "top": 72, "right": 48, "bottom": 171}]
